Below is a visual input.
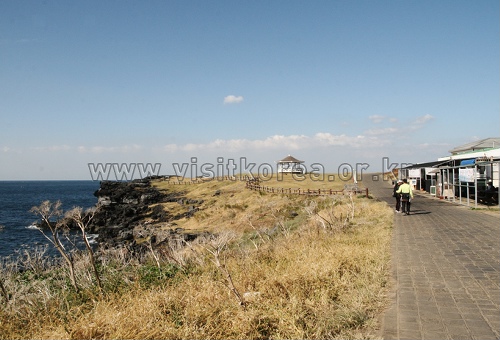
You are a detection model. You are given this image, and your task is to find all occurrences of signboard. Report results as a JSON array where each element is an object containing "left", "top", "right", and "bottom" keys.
[
  {"left": 425, "top": 167, "right": 438, "bottom": 175},
  {"left": 459, "top": 168, "right": 475, "bottom": 182},
  {"left": 408, "top": 169, "right": 420, "bottom": 178}
]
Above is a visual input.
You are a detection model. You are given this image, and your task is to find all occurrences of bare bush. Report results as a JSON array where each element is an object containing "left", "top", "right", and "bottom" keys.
[
  {"left": 157, "top": 236, "right": 190, "bottom": 270},
  {"left": 136, "top": 228, "right": 161, "bottom": 270},
  {"left": 0, "top": 274, "right": 8, "bottom": 305},
  {"left": 304, "top": 195, "right": 356, "bottom": 232},
  {"left": 184, "top": 231, "right": 246, "bottom": 307},
  {"left": 203, "top": 231, "right": 245, "bottom": 307},
  {"left": 65, "top": 206, "right": 102, "bottom": 292},
  {"left": 30, "top": 200, "right": 79, "bottom": 292},
  {"left": 16, "top": 245, "right": 53, "bottom": 273},
  {"left": 0, "top": 246, "right": 62, "bottom": 315}
]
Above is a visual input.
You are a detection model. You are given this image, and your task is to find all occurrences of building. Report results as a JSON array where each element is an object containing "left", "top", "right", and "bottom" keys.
[
  {"left": 277, "top": 155, "right": 305, "bottom": 174},
  {"left": 400, "top": 137, "right": 500, "bottom": 207}
]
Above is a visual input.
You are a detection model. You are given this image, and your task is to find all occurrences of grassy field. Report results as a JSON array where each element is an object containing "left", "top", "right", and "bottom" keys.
[
  {"left": 151, "top": 173, "right": 363, "bottom": 232},
  {"left": 0, "top": 175, "right": 393, "bottom": 339},
  {"left": 165, "top": 171, "right": 358, "bottom": 190}
]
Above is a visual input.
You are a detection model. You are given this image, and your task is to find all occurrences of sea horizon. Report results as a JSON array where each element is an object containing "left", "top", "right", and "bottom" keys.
[{"left": 0, "top": 180, "right": 100, "bottom": 258}]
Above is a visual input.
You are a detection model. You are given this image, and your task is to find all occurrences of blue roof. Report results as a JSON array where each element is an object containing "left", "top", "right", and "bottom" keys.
[{"left": 460, "top": 159, "right": 475, "bottom": 165}]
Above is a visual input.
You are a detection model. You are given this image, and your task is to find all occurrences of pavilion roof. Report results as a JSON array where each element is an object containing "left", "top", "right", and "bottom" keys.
[{"left": 278, "top": 155, "right": 304, "bottom": 163}]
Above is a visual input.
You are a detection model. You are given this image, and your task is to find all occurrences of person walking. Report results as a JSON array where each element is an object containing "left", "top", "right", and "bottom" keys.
[
  {"left": 484, "top": 180, "right": 497, "bottom": 206},
  {"left": 393, "top": 179, "right": 403, "bottom": 213},
  {"left": 396, "top": 178, "right": 414, "bottom": 215}
]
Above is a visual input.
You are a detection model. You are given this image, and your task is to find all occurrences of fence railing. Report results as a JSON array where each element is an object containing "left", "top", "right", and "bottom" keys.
[
  {"left": 245, "top": 180, "right": 369, "bottom": 197},
  {"left": 162, "top": 176, "right": 369, "bottom": 197},
  {"left": 166, "top": 176, "right": 251, "bottom": 185}
]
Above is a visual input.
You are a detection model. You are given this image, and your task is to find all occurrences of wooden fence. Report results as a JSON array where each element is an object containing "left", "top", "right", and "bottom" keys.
[
  {"left": 166, "top": 176, "right": 251, "bottom": 185},
  {"left": 163, "top": 176, "right": 369, "bottom": 197},
  {"left": 245, "top": 180, "right": 369, "bottom": 197}
]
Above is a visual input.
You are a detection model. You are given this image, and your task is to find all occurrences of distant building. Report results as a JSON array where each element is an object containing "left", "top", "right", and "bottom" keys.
[
  {"left": 436, "top": 137, "right": 499, "bottom": 203},
  {"left": 444, "top": 137, "right": 500, "bottom": 158},
  {"left": 400, "top": 137, "right": 500, "bottom": 207},
  {"left": 277, "top": 155, "right": 305, "bottom": 174}
]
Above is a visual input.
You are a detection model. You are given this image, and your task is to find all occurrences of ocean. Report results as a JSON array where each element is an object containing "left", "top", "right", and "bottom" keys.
[{"left": 0, "top": 181, "right": 101, "bottom": 258}]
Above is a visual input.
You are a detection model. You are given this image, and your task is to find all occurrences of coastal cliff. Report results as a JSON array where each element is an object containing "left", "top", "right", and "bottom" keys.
[{"left": 88, "top": 178, "right": 205, "bottom": 250}]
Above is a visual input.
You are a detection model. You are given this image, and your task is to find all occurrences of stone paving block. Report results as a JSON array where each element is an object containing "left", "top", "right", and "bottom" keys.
[
  {"left": 464, "top": 319, "right": 492, "bottom": 329},
  {"left": 398, "top": 329, "right": 422, "bottom": 339},
  {"left": 470, "top": 335, "right": 498, "bottom": 340},
  {"left": 456, "top": 302, "right": 480, "bottom": 310},
  {"left": 483, "top": 320, "right": 500, "bottom": 333},
  {"left": 399, "top": 321, "right": 420, "bottom": 331},
  {"left": 446, "top": 334, "right": 473, "bottom": 340},
  {"left": 461, "top": 312, "right": 488, "bottom": 321},
  {"left": 446, "top": 324, "right": 470, "bottom": 334},
  {"left": 420, "top": 323, "right": 446, "bottom": 333},
  {"left": 399, "top": 306, "right": 418, "bottom": 313},
  {"left": 442, "top": 318, "right": 467, "bottom": 326},
  {"left": 421, "top": 331, "right": 448, "bottom": 339},
  {"left": 368, "top": 177, "right": 500, "bottom": 340},
  {"left": 465, "top": 327, "right": 498, "bottom": 338}
]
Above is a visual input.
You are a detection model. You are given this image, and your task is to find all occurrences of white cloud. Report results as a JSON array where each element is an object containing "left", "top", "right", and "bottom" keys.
[
  {"left": 18, "top": 144, "right": 144, "bottom": 154},
  {"left": 75, "top": 144, "right": 142, "bottom": 154},
  {"left": 162, "top": 144, "right": 179, "bottom": 153},
  {"left": 415, "top": 142, "right": 451, "bottom": 150},
  {"left": 368, "top": 115, "right": 386, "bottom": 124},
  {"left": 364, "top": 114, "right": 433, "bottom": 135},
  {"left": 160, "top": 132, "right": 387, "bottom": 153},
  {"left": 314, "top": 133, "right": 364, "bottom": 147},
  {"left": 365, "top": 127, "right": 399, "bottom": 136},
  {"left": 32, "top": 145, "right": 72, "bottom": 152},
  {"left": 413, "top": 114, "right": 434, "bottom": 125},
  {"left": 223, "top": 95, "right": 244, "bottom": 104}
]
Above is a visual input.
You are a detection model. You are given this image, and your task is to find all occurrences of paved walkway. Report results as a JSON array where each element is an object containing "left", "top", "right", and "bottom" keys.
[{"left": 365, "top": 174, "right": 500, "bottom": 340}]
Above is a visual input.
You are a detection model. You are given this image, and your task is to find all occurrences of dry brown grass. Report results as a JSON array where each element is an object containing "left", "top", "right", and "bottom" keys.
[
  {"left": 152, "top": 177, "right": 310, "bottom": 233},
  {"left": 256, "top": 172, "right": 358, "bottom": 191},
  {"left": 151, "top": 173, "right": 363, "bottom": 233},
  {"left": 163, "top": 172, "right": 358, "bottom": 190},
  {"left": 1, "top": 177, "right": 393, "bottom": 340}
]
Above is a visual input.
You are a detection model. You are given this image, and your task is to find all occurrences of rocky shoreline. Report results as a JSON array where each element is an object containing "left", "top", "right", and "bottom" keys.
[{"left": 87, "top": 177, "right": 207, "bottom": 251}]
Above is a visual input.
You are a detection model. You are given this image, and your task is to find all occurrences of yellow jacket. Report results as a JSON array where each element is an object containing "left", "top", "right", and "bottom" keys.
[{"left": 396, "top": 183, "right": 414, "bottom": 198}]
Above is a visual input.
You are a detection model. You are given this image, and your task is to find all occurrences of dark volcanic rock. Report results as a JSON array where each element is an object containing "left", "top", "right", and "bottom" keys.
[{"left": 87, "top": 179, "right": 204, "bottom": 250}]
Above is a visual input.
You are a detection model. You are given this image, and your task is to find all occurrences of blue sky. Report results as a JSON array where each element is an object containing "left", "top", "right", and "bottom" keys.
[{"left": 1, "top": 0, "right": 499, "bottom": 180}]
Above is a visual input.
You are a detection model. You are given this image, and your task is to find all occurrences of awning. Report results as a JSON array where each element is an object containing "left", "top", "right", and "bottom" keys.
[
  {"left": 460, "top": 159, "right": 475, "bottom": 166},
  {"left": 401, "top": 160, "right": 450, "bottom": 170}
]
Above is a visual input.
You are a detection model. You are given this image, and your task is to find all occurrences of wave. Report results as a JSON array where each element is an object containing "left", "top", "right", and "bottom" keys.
[{"left": 86, "top": 234, "right": 99, "bottom": 244}]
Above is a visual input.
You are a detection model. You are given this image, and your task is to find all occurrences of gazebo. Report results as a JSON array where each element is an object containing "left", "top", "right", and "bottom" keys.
[{"left": 277, "top": 155, "right": 304, "bottom": 174}]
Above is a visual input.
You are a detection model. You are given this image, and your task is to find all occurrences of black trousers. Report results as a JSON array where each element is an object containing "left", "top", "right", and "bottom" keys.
[
  {"left": 401, "top": 199, "right": 411, "bottom": 213},
  {"left": 395, "top": 196, "right": 401, "bottom": 211}
]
